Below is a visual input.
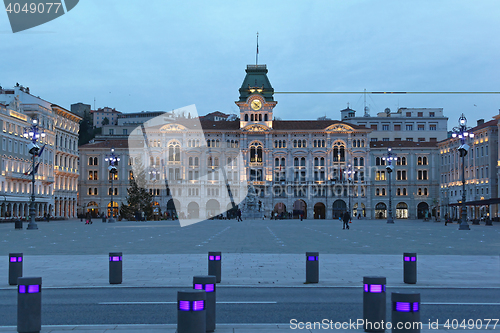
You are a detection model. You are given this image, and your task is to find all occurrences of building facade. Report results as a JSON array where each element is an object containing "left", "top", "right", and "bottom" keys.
[
  {"left": 78, "top": 64, "right": 461, "bottom": 220},
  {"left": 438, "top": 118, "right": 499, "bottom": 220},
  {"left": 92, "top": 107, "right": 121, "bottom": 128},
  {"left": 370, "top": 141, "right": 439, "bottom": 220},
  {"left": 0, "top": 85, "right": 81, "bottom": 219},
  {"left": 342, "top": 106, "right": 448, "bottom": 143}
]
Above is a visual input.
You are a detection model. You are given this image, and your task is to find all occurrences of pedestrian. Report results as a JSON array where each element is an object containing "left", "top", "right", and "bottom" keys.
[
  {"left": 47, "top": 214, "right": 50, "bottom": 223},
  {"left": 342, "top": 210, "right": 350, "bottom": 230},
  {"left": 236, "top": 209, "right": 243, "bottom": 222},
  {"left": 300, "top": 213, "right": 303, "bottom": 221},
  {"left": 444, "top": 213, "right": 449, "bottom": 226}
]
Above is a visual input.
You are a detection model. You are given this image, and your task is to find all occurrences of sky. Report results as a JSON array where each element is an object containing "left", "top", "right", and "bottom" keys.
[{"left": 2, "top": 0, "right": 500, "bottom": 128}]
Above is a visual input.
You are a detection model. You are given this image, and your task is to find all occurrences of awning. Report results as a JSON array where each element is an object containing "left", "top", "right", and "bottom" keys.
[{"left": 449, "top": 198, "right": 500, "bottom": 207}]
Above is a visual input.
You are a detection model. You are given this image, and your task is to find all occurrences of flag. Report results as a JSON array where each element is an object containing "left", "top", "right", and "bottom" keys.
[
  {"left": 38, "top": 144, "right": 46, "bottom": 157},
  {"left": 33, "top": 162, "right": 40, "bottom": 174}
]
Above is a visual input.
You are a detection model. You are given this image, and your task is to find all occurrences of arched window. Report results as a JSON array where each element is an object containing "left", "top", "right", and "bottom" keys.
[
  {"left": 382, "top": 188, "right": 386, "bottom": 196},
  {"left": 264, "top": 114, "right": 268, "bottom": 121},
  {"left": 314, "top": 157, "right": 319, "bottom": 167},
  {"left": 418, "top": 188, "right": 422, "bottom": 196},
  {"left": 249, "top": 142, "right": 263, "bottom": 163},
  {"left": 397, "top": 188, "right": 401, "bottom": 196},
  {"left": 418, "top": 157, "right": 422, "bottom": 165},
  {"left": 251, "top": 114, "right": 254, "bottom": 121},
  {"left": 259, "top": 114, "right": 262, "bottom": 121},
  {"left": 424, "top": 188, "right": 428, "bottom": 195},
  {"left": 360, "top": 157, "right": 364, "bottom": 166},
  {"left": 300, "top": 157, "right": 306, "bottom": 167},
  {"left": 189, "top": 157, "right": 193, "bottom": 166},
  {"left": 168, "top": 141, "right": 181, "bottom": 162},
  {"left": 403, "top": 188, "right": 407, "bottom": 196},
  {"left": 320, "top": 157, "right": 325, "bottom": 166},
  {"left": 354, "top": 157, "right": 358, "bottom": 166},
  {"left": 88, "top": 157, "right": 93, "bottom": 165},
  {"left": 194, "top": 157, "right": 199, "bottom": 166},
  {"left": 376, "top": 188, "right": 380, "bottom": 196},
  {"left": 245, "top": 114, "right": 249, "bottom": 121},
  {"left": 376, "top": 157, "right": 381, "bottom": 166},
  {"left": 333, "top": 141, "right": 345, "bottom": 162},
  {"left": 423, "top": 156, "right": 428, "bottom": 165},
  {"left": 94, "top": 157, "right": 98, "bottom": 166}
]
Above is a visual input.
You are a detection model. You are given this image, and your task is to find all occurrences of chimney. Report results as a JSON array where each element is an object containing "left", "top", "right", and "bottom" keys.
[{"left": 477, "top": 119, "right": 484, "bottom": 126}]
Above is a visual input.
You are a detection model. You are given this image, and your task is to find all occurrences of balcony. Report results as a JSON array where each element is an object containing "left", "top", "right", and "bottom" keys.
[{"left": 4, "top": 171, "right": 28, "bottom": 180}]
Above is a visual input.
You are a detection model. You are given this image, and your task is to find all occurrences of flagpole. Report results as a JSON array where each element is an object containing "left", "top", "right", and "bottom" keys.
[{"left": 256, "top": 32, "right": 259, "bottom": 65}]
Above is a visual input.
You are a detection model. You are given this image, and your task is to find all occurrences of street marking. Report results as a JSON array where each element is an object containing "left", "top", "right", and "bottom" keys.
[
  {"left": 422, "top": 302, "right": 500, "bottom": 305},
  {"left": 98, "top": 301, "right": 277, "bottom": 305}
]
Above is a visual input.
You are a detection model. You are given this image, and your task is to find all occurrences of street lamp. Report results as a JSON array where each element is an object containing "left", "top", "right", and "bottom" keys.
[
  {"left": 104, "top": 148, "right": 120, "bottom": 223},
  {"left": 23, "top": 118, "right": 46, "bottom": 230},
  {"left": 149, "top": 165, "right": 158, "bottom": 220},
  {"left": 382, "top": 147, "right": 397, "bottom": 224},
  {"left": 344, "top": 164, "right": 354, "bottom": 216},
  {"left": 451, "top": 113, "right": 474, "bottom": 230}
]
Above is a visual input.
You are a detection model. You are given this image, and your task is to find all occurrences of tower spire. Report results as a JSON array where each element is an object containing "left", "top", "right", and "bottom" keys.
[{"left": 256, "top": 32, "right": 259, "bottom": 65}]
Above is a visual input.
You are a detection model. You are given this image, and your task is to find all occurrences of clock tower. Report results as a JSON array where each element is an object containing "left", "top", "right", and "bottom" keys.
[{"left": 236, "top": 64, "right": 277, "bottom": 129}]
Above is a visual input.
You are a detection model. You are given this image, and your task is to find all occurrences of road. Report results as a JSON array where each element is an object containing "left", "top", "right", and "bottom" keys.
[{"left": 0, "top": 287, "right": 499, "bottom": 326}]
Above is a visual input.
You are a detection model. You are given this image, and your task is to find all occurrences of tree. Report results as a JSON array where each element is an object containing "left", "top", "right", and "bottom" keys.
[
  {"left": 317, "top": 116, "right": 332, "bottom": 120},
  {"left": 102, "top": 117, "right": 110, "bottom": 126},
  {"left": 121, "top": 165, "right": 153, "bottom": 220}
]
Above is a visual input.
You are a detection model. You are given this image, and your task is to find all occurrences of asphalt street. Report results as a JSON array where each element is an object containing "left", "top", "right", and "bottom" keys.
[{"left": 0, "top": 287, "right": 499, "bottom": 326}]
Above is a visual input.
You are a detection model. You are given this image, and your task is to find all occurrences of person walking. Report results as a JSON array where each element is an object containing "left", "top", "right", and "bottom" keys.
[
  {"left": 342, "top": 210, "right": 350, "bottom": 230},
  {"left": 236, "top": 209, "right": 243, "bottom": 222},
  {"left": 444, "top": 213, "right": 449, "bottom": 226}
]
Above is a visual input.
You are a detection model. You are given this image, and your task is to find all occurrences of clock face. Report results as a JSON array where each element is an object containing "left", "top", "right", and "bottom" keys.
[{"left": 251, "top": 99, "right": 262, "bottom": 111}]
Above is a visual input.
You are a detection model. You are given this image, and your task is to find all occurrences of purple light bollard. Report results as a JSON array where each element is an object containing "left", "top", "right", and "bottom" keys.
[
  {"left": 193, "top": 275, "right": 216, "bottom": 332},
  {"left": 17, "top": 277, "right": 41, "bottom": 333},
  {"left": 403, "top": 253, "right": 417, "bottom": 284},
  {"left": 177, "top": 290, "right": 206, "bottom": 333},
  {"left": 391, "top": 293, "right": 420, "bottom": 333},
  {"left": 9, "top": 253, "right": 23, "bottom": 285},
  {"left": 306, "top": 252, "right": 319, "bottom": 283},
  {"left": 208, "top": 252, "right": 221, "bottom": 283},
  {"left": 109, "top": 252, "right": 122, "bottom": 284},
  {"left": 363, "top": 276, "right": 386, "bottom": 332}
]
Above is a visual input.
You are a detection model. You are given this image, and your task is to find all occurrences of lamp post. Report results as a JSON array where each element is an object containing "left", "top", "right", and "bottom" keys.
[
  {"left": 23, "top": 118, "right": 46, "bottom": 230},
  {"left": 149, "top": 165, "right": 158, "bottom": 220},
  {"left": 344, "top": 164, "right": 354, "bottom": 216},
  {"left": 382, "top": 147, "right": 397, "bottom": 224},
  {"left": 105, "top": 148, "right": 120, "bottom": 223},
  {"left": 451, "top": 113, "right": 474, "bottom": 230}
]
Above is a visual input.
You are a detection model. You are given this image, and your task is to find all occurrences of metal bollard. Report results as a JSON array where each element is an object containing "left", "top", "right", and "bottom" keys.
[
  {"left": 306, "top": 252, "right": 319, "bottom": 283},
  {"left": 391, "top": 293, "right": 420, "bottom": 333},
  {"left": 403, "top": 253, "right": 417, "bottom": 284},
  {"left": 363, "top": 276, "right": 386, "bottom": 332},
  {"left": 9, "top": 253, "right": 23, "bottom": 285},
  {"left": 177, "top": 290, "right": 206, "bottom": 333},
  {"left": 109, "top": 252, "right": 122, "bottom": 284},
  {"left": 193, "top": 275, "right": 216, "bottom": 332},
  {"left": 208, "top": 252, "right": 221, "bottom": 283},
  {"left": 17, "top": 277, "right": 42, "bottom": 333}
]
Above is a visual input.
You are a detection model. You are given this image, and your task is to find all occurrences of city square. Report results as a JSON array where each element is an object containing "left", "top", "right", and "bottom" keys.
[{"left": 2, "top": 1, "right": 500, "bottom": 332}]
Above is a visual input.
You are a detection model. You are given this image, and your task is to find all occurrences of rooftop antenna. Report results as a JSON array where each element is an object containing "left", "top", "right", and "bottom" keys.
[
  {"left": 256, "top": 32, "right": 259, "bottom": 65},
  {"left": 94, "top": 97, "right": 96, "bottom": 110}
]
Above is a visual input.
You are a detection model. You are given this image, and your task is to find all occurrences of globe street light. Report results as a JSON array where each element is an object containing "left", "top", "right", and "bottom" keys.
[
  {"left": 104, "top": 148, "right": 120, "bottom": 223},
  {"left": 382, "top": 147, "right": 397, "bottom": 224},
  {"left": 344, "top": 164, "right": 354, "bottom": 216},
  {"left": 23, "top": 118, "right": 46, "bottom": 230},
  {"left": 451, "top": 113, "right": 474, "bottom": 230},
  {"left": 149, "top": 165, "right": 158, "bottom": 220}
]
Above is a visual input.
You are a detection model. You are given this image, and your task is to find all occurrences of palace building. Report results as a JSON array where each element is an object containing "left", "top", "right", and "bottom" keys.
[{"left": 78, "top": 64, "right": 440, "bottom": 220}]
